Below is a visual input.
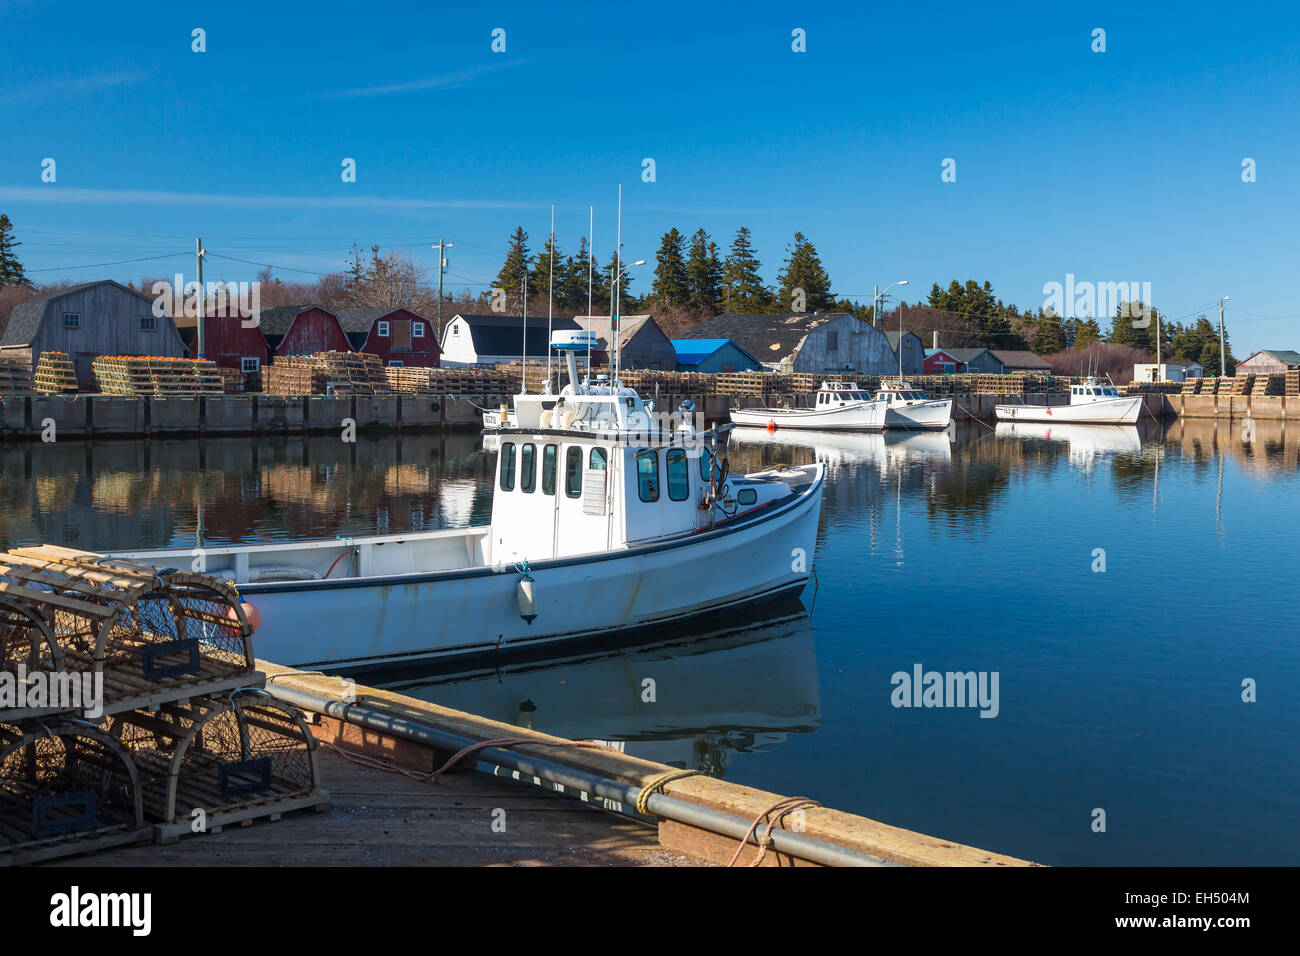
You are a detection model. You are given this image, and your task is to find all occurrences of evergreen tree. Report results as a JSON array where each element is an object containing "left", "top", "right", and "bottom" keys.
[
  {"left": 685, "top": 229, "right": 723, "bottom": 316},
  {"left": 603, "top": 252, "right": 635, "bottom": 313},
  {"left": 1110, "top": 300, "right": 1159, "bottom": 350},
  {"left": 0, "top": 214, "right": 27, "bottom": 285},
  {"left": 721, "top": 227, "right": 769, "bottom": 312},
  {"left": 1034, "top": 309, "right": 1066, "bottom": 353},
  {"left": 531, "top": 235, "right": 565, "bottom": 313},
  {"left": 776, "top": 232, "right": 833, "bottom": 313},
  {"left": 650, "top": 228, "right": 689, "bottom": 306},
  {"left": 1073, "top": 317, "right": 1104, "bottom": 348},
  {"left": 563, "top": 235, "right": 598, "bottom": 313},
  {"left": 495, "top": 227, "right": 531, "bottom": 315}
]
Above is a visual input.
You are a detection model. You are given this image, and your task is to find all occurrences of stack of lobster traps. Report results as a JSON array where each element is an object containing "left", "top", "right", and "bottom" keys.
[{"left": 0, "top": 545, "right": 327, "bottom": 864}]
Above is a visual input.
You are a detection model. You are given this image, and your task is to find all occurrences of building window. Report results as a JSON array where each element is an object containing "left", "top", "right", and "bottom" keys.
[
  {"left": 542, "top": 444, "right": 557, "bottom": 495},
  {"left": 388, "top": 360, "right": 404, "bottom": 367},
  {"left": 520, "top": 443, "right": 536, "bottom": 493},
  {"left": 637, "top": 451, "right": 660, "bottom": 502},
  {"left": 451, "top": 325, "right": 459, "bottom": 335},
  {"left": 499, "top": 442, "right": 516, "bottom": 492},
  {"left": 378, "top": 321, "right": 390, "bottom": 337},
  {"left": 62, "top": 313, "right": 80, "bottom": 329},
  {"left": 565, "top": 446, "right": 583, "bottom": 498},
  {"left": 241, "top": 357, "right": 260, "bottom": 373},
  {"left": 666, "top": 448, "right": 689, "bottom": 501},
  {"left": 140, "top": 315, "right": 156, "bottom": 332},
  {"left": 413, "top": 323, "right": 425, "bottom": 338},
  {"left": 826, "top": 331, "right": 837, "bottom": 352}
]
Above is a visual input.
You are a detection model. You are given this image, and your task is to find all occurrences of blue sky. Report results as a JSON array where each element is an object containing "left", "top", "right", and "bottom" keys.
[{"left": 2, "top": 0, "right": 1298, "bottom": 352}]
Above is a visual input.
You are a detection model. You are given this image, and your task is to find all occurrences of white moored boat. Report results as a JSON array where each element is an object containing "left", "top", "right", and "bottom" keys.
[
  {"left": 995, "top": 377, "right": 1142, "bottom": 425},
  {"left": 872, "top": 381, "right": 953, "bottom": 430},
  {"left": 111, "top": 338, "right": 825, "bottom": 672},
  {"left": 729, "top": 382, "right": 885, "bottom": 431}
]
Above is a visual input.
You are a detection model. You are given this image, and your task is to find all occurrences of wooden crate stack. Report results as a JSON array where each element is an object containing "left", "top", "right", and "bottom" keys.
[
  {"left": 216, "top": 366, "right": 246, "bottom": 394},
  {"left": 93, "top": 356, "right": 223, "bottom": 396},
  {"left": 0, "top": 356, "right": 34, "bottom": 395},
  {"left": 1287, "top": 369, "right": 1300, "bottom": 396},
  {"left": 33, "top": 352, "right": 78, "bottom": 393},
  {"left": 0, "top": 545, "right": 326, "bottom": 863},
  {"left": 1250, "top": 373, "right": 1283, "bottom": 396},
  {"left": 263, "top": 352, "right": 391, "bottom": 396}
]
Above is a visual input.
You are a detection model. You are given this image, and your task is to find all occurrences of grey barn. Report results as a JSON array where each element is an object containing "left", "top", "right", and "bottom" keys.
[
  {"left": 678, "top": 312, "right": 895, "bottom": 374},
  {"left": 1, "top": 280, "right": 187, "bottom": 388}
]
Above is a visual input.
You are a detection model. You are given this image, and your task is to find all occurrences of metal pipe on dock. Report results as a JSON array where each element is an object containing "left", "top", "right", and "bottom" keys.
[{"left": 266, "top": 682, "right": 895, "bottom": 868}]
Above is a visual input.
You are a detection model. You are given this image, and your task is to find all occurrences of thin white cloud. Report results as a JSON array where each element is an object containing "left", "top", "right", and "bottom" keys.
[
  {"left": 0, "top": 186, "right": 546, "bottom": 210},
  {"left": 0, "top": 70, "right": 147, "bottom": 103},
  {"left": 323, "top": 61, "right": 525, "bottom": 99}
]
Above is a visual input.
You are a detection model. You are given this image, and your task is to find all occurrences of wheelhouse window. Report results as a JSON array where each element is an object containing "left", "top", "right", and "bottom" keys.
[
  {"left": 589, "top": 447, "right": 607, "bottom": 471},
  {"left": 666, "top": 448, "right": 689, "bottom": 501},
  {"left": 637, "top": 451, "right": 660, "bottom": 502},
  {"left": 737, "top": 488, "right": 758, "bottom": 506},
  {"left": 564, "top": 446, "right": 583, "bottom": 498},
  {"left": 542, "top": 444, "right": 557, "bottom": 495},
  {"left": 520, "top": 443, "right": 536, "bottom": 493},
  {"left": 699, "top": 447, "right": 715, "bottom": 481},
  {"left": 499, "top": 441, "right": 516, "bottom": 492}
]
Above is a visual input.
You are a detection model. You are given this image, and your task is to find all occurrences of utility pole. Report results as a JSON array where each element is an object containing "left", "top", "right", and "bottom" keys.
[
  {"left": 1219, "top": 296, "right": 1230, "bottom": 378},
  {"left": 434, "top": 238, "right": 452, "bottom": 344},
  {"left": 1155, "top": 304, "right": 1162, "bottom": 378},
  {"left": 873, "top": 283, "right": 879, "bottom": 327},
  {"left": 195, "top": 237, "right": 205, "bottom": 358}
]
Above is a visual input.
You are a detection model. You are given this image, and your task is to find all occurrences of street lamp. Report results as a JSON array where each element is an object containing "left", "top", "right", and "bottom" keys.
[
  {"left": 873, "top": 281, "right": 909, "bottom": 377},
  {"left": 1218, "top": 296, "right": 1230, "bottom": 378}
]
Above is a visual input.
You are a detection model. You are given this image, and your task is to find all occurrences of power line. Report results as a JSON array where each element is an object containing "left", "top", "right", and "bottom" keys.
[{"left": 26, "top": 252, "right": 189, "bottom": 273}]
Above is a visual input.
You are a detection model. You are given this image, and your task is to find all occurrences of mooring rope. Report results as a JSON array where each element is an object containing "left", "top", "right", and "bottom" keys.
[
  {"left": 634, "top": 768, "right": 703, "bottom": 816},
  {"left": 728, "top": 796, "right": 823, "bottom": 867}
]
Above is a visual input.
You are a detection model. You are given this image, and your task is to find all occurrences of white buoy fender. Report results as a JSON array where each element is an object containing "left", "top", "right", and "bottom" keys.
[
  {"left": 516, "top": 577, "right": 537, "bottom": 624},
  {"left": 540, "top": 410, "right": 553, "bottom": 428}
]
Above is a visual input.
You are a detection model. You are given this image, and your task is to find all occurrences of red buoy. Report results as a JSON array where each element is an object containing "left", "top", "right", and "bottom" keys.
[
  {"left": 227, "top": 602, "right": 261, "bottom": 633},
  {"left": 766, "top": 420, "right": 777, "bottom": 432}
]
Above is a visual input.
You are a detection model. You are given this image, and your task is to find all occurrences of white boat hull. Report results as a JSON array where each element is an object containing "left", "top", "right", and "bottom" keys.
[
  {"left": 730, "top": 403, "right": 885, "bottom": 431},
  {"left": 112, "top": 466, "right": 824, "bottom": 672},
  {"left": 882, "top": 399, "right": 953, "bottom": 430},
  {"left": 995, "top": 396, "right": 1142, "bottom": 424}
]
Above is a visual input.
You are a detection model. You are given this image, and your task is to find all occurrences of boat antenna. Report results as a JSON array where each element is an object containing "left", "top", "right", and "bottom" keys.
[
  {"left": 520, "top": 271, "right": 528, "bottom": 394},
  {"left": 546, "top": 204, "right": 554, "bottom": 395},
  {"left": 586, "top": 204, "right": 594, "bottom": 384},
  {"left": 614, "top": 181, "right": 622, "bottom": 385}
]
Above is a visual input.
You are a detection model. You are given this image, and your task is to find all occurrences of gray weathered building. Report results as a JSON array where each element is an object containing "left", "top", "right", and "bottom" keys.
[
  {"left": 678, "top": 312, "right": 895, "bottom": 374},
  {"left": 0, "top": 280, "right": 187, "bottom": 388}
]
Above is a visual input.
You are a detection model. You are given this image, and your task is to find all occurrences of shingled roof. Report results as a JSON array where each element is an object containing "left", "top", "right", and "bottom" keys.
[
  {"left": 335, "top": 307, "right": 433, "bottom": 350},
  {"left": 677, "top": 312, "right": 862, "bottom": 366}
]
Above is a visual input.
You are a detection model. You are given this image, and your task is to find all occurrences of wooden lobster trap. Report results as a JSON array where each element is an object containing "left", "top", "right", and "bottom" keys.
[
  {"left": 0, "top": 719, "right": 150, "bottom": 866},
  {"left": 0, "top": 546, "right": 259, "bottom": 720},
  {"left": 109, "top": 689, "right": 328, "bottom": 842}
]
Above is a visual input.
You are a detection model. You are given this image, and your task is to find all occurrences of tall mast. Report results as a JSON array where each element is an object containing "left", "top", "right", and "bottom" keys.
[
  {"left": 520, "top": 272, "right": 528, "bottom": 394},
  {"left": 614, "top": 182, "right": 622, "bottom": 383},
  {"left": 587, "top": 205, "right": 593, "bottom": 381},
  {"left": 546, "top": 204, "right": 554, "bottom": 394}
]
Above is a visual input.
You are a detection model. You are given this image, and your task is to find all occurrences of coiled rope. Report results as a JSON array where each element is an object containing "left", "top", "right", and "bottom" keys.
[{"left": 727, "top": 796, "right": 823, "bottom": 867}]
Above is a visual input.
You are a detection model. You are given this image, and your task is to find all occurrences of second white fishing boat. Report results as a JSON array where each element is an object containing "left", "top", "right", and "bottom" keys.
[
  {"left": 995, "top": 377, "right": 1142, "bottom": 424},
  {"left": 729, "top": 381, "right": 886, "bottom": 431}
]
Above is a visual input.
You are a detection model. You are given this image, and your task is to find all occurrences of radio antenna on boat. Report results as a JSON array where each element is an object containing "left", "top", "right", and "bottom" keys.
[
  {"left": 614, "top": 182, "right": 622, "bottom": 384},
  {"left": 546, "top": 204, "right": 555, "bottom": 394},
  {"left": 587, "top": 204, "right": 594, "bottom": 383},
  {"left": 520, "top": 271, "right": 528, "bottom": 394}
]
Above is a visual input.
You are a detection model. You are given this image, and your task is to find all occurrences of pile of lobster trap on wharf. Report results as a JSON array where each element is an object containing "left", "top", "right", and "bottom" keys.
[{"left": 0, "top": 545, "right": 328, "bottom": 866}]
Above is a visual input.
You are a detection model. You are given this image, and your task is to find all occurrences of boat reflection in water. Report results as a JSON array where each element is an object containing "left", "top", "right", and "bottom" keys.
[
  {"left": 729, "top": 427, "right": 953, "bottom": 476},
  {"left": 368, "top": 599, "right": 820, "bottom": 779},
  {"left": 995, "top": 421, "right": 1143, "bottom": 468}
]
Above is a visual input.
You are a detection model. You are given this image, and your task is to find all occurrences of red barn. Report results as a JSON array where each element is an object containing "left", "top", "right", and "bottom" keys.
[
  {"left": 338, "top": 308, "right": 440, "bottom": 367},
  {"left": 176, "top": 310, "right": 271, "bottom": 377},
  {"left": 260, "top": 305, "right": 352, "bottom": 358},
  {"left": 923, "top": 348, "right": 963, "bottom": 374}
]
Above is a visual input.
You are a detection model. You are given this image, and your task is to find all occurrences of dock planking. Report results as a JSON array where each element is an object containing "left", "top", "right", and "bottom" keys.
[{"left": 49, "top": 747, "right": 699, "bottom": 867}]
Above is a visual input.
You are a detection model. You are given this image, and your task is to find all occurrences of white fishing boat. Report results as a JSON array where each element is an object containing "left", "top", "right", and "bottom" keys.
[
  {"left": 482, "top": 329, "right": 603, "bottom": 432},
  {"left": 995, "top": 377, "right": 1142, "bottom": 424},
  {"left": 872, "top": 381, "right": 953, "bottom": 430},
  {"left": 729, "top": 382, "right": 886, "bottom": 431},
  {"left": 111, "top": 336, "right": 825, "bottom": 672}
]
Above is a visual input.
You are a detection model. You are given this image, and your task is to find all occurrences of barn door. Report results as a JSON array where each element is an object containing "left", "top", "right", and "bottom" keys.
[{"left": 392, "top": 319, "right": 411, "bottom": 351}]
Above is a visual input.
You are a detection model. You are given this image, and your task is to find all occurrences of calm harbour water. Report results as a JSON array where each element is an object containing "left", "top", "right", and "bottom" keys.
[{"left": 1, "top": 419, "right": 1296, "bottom": 866}]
